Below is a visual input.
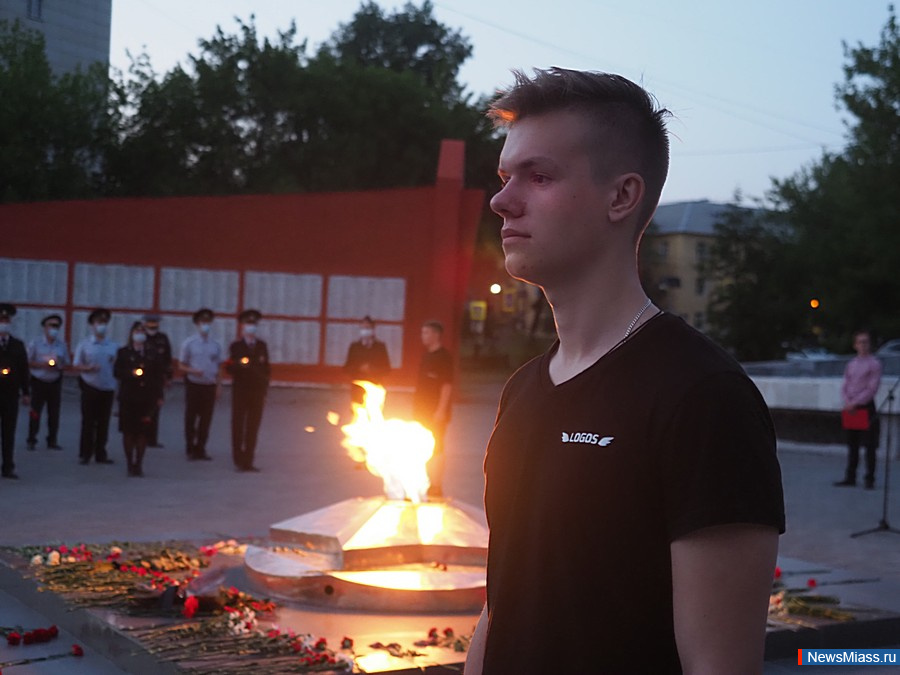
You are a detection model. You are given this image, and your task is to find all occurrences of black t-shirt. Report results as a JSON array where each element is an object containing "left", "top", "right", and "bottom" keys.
[
  {"left": 413, "top": 346, "right": 453, "bottom": 424},
  {"left": 482, "top": 313, "right": 785, "bottom": 674}
]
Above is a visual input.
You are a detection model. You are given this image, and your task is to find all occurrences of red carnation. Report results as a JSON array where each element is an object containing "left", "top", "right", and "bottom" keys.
[
  {"left": 7, "top": 631, "right": 21, "bottom": 646},
  {"left": 443, "top": 627, "right": 454, "bottom": 637},
  {"left": 71, "top": 644, "right": 84, "bottom": 656},
  {"left": 428, "top": 627, "right": 439, "bottom": 639},
  {"left": 773, "top": 566, "right": 782, "bottom": 579},
  {"left": 341, "top": 636, "right": 353, "bottom": 649},
  {"left": 59, "top": 545, "right": 68, "bottom": 554},
  {"left": 48, "top": 625, "right": 59, "bottom": 638},
  {"left": 23, "top": 631, "right": 35, "bottom": 645},
  {"left": 807, "top": 578, "right": 817, "bottom": 589},
  {"left": 183, "top": 595, "right": 199, "bottom": 619}
]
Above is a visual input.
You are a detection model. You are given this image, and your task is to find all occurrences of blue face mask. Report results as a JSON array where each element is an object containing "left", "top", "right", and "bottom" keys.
[
  {"left": 132, "top": 333, "right": 147, "bottom": 344},
  {"left": 198, "top": 323, "right": 212, "bottom": 335},
  {"left": 243, "top": 324, "right": 258, "bottom": 336},
  {"left": 0, "top": 322, "right": 9, "bottom": 335},
  {"left": 94, "top": 323, "right": 108, "bottom": 336},
  {"left": 47, "top": 327, "right": 60, "bottom": 339}
]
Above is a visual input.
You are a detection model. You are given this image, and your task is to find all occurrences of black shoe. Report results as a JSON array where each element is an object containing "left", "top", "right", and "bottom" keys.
[
  {"left": 96, "top": 458, "right": 114, "bottom": 465},
  {"left": 244, "top": 465, "right": 260, "bottom": 472},
  {"left": 26, "top": 440, "right": 36, "bottom": 451},
  {"left": 833, "top": 479, "right": 856, "bottom": 487},
  {"left": 79, "top": 458, "right": 90, "bottom": 465},
  {"left": 196, "top": 453, "right": 212, "bottom": 461},
  {"left": 48, "top": 443, "right": 63, "bottom": 450},
  {"left": 2, "top": 472, "right": 19, "bottom": 479},
  {"left": 865, "top": 479, "right": 875, "bottom": 490}
]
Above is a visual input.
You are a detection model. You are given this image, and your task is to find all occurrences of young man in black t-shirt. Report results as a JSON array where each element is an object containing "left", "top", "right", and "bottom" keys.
[
  {"left": 465, "top": 69, "right": 785, "bottom": 675},
  {"left": 413, "top": 320, "right": 453, "bottom": 497}
]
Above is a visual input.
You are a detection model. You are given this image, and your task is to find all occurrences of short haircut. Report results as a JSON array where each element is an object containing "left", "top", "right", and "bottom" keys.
[
  {"left": 488, "top": 67, "right": 671, "bottom": 228},
  {"left": 422, "top": 319, "right": 444, "bottom": 335}
]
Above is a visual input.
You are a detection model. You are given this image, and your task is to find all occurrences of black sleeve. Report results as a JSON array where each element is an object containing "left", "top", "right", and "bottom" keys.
[
  {"left": 113, "top": 347, "right": 128, "bottom": 382},
  {"left": 659, "top": 371, "right": 785, "bottom": 541}
]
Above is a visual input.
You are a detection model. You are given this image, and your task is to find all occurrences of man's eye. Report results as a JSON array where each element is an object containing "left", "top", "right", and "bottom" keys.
[{"left": 532, "top": 174, "right": 549, "bottom": 184}]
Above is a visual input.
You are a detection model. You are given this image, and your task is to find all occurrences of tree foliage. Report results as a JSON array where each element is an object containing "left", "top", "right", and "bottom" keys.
[
  {"left": 0, "top": 20, "right": 110, "bottom": 202},
  {"left": 1, "top": 2, "right": 501, "bottom": 203},
  {"left": 702, "top": 6, "right": 900, "bottom": 357}
]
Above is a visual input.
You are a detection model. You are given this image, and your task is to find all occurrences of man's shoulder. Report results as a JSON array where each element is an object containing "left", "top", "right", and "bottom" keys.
[{"left": 642, "top": 314, "right": 744, "bottom": 378}]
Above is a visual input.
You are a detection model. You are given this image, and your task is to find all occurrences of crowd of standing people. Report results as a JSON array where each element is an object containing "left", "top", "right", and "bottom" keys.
[{"left": 0, "top": 303, "right": 270, "bottom": 480}]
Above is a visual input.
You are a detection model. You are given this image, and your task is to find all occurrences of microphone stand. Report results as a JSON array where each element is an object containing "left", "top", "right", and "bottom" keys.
[{"left": 851, "top": 374, "right": 900, "bottom": 538}]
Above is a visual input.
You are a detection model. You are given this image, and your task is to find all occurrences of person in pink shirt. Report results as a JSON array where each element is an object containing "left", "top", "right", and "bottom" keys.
[{"left": 835, "top": 330, "right": 883, "bottom": 489}]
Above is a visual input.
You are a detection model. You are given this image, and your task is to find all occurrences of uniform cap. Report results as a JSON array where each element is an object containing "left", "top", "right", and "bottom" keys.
[
  {"left": 88, "top": 308, "right": 111, "bottom": 324},
  {"left": 238, "top": 309, "right": 262, "bottom": 324},
  {"left": 193, "top": 308, "right": 215, "bottom": 323},
  {"left": 41, "top": 314, "right": 63, "bottom": 326}
]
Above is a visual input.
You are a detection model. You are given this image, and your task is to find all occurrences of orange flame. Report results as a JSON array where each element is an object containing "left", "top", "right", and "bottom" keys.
[{"left": 341, "top": 381, "right": 434, "bottom": 503}]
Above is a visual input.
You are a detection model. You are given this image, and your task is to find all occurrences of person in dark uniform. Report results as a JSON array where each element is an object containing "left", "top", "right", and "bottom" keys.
[
  {"left": 142, "top": 314, "right": 173, "bottom": 448},
  {"left": 26, "top": 314, "right": 70, "bottom": 451},
  {"left": 179, "top": 308, "right": 223, "bottom": 461},
  {"left": 0, "top": 304, "right": 30, "bottom": 479},
  {"left": 413, "top": 319, "right": 454, "bottom": 498},
  {"left": 226, "top": 309, "right": 270, "bottom": 472},
  {"left": 343, "top": 315, "right": 391, "bottom": 404},
  {"left": 72, "top": 308, "right": 118, "bottom": 465},
  {"left": 114, "top": 321, "right": 165, "bottom": 477}
]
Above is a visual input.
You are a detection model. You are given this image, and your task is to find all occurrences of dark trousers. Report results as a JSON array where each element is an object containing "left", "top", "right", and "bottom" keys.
[
  {"left": 148, "top": 396, "right": 162, "bottom": 445},
  {"left": 79, "top": 380, "right": 114, "bottom": 462},
  {"left": 0, "top": 393, "right": 18, "bottom": 475},
  {"left": 232, "top": 387, "right": 265, "bottom": 469},
  {"left": 845, "top": 424, "right": 879, "bottom": 484},
  {"left": 28, "top": 377, "right": 62, "bottom": 446},
  {"left": 185, "top": 382, "right": 216, "bottom": 457}
]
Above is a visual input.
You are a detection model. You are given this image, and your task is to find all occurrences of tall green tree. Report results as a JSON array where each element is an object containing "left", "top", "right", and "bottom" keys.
[
  {"left": 770, "top": 5, "right": 900, "bottom": 348},
  {"left": 700, "top": 202, "right": 805, "bottom": 361},
  {"left": 0, "top": 20, "right": 110, "bottom": 202}
]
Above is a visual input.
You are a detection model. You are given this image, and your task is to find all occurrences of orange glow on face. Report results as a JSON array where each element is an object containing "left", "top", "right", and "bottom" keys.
[{"left": 341, "top": 381, "right": 434, "bottom": 503}]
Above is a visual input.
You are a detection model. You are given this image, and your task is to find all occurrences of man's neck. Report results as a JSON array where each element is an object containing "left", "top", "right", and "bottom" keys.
[{"left": 545, "top": 271, "right": 651, "bottom": 384}]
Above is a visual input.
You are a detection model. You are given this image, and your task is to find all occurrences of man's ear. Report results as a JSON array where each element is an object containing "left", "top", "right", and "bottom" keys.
[{"left": 608, "top": 173, "right": 645, "bottom": 224}]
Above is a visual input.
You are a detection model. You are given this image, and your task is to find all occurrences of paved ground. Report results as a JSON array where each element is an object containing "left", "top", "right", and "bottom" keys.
[{"left": 1, "top": 373, "right": 899, "bottom": 673}]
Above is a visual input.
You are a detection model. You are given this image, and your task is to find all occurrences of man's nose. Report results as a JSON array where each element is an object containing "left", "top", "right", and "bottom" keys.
[{"left": 490, "top": 184, "right": 521, "bottom": 218}]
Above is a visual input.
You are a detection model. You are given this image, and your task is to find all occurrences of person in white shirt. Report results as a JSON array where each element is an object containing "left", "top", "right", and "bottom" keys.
[
  {"left": 179, "top": 308, "right": 223, "bottom": 461},
  {"left": 26, "top": 314, "right": 70, "bottom": 451},
  {"left": 72, "top": 308, "right": 118, "bottom": 465}
]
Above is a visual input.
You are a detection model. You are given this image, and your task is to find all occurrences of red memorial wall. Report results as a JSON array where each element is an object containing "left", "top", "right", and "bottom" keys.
[{"left": 0, "top": 140, "right": 483, "bottom": 385}]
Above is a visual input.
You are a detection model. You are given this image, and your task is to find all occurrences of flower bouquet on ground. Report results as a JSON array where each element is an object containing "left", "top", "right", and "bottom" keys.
[{"left": 768, "top": 567, "right": 855, "bottom": 624}]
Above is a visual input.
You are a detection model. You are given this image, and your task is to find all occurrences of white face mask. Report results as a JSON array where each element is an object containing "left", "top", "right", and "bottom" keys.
[
  {"left": 360, "top": 328, "right": 374, "bottom": 338},
  {"left": 198, "top": 323, "right": 211, "bottom": 335},
  {"left": 145, "top": 327, "right": 158, "bottom": 336},
  {"left": 243, "top": 324, "right": 258, "bottom": 336},
  {"left": 0, "top": 322, "right": 9, "bottom": 335},
  {"left": 47, "top": 327, "right": 60, "bottom": 339},
  {"left": 94, "top": 323, "right": 108, "bottom": 336},
  {"left": 132, "top": 333, "right": 147, "bottom": 344}
]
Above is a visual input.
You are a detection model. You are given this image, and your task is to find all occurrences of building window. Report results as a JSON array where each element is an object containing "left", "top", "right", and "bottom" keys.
[
  {"left": 657, "top": 241, "right": 669, "bottom": 259},
  {"left": 696, "top": 241, "right": 708, "bottom": 261},
  {"left": 694, "top": 312, "right": 705, "bottom": 330},
  {"left": 695, "top": 277, "right": 706, "bottom": 295},
  {"left": 27, "top": 0, "right": 43, "bottom": 20}
]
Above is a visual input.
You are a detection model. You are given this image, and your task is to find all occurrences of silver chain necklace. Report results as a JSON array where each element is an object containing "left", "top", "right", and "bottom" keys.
[{"left": 623, "top": 297, "right": 653, "bottom": 339}]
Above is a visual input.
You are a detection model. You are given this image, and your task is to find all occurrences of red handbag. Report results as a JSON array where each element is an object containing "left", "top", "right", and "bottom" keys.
[{"left": 842, "top": 408, "right": 870, "bottom": 430}]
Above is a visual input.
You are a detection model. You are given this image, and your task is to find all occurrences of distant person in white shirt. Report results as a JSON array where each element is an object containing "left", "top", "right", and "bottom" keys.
[
  {"left": 72, "top": 308, "right": 118, "bottom": 466},
  {"left": 179, "top": 308, "right": 223, "bottom": 461},
  {"left": 26, "top": 314, "right": 70, "bottom": 451}
]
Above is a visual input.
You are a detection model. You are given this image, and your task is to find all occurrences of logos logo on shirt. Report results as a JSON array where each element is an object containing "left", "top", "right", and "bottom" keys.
[{"left": 561, "top": 431, "right": 614, "bottom": 447}]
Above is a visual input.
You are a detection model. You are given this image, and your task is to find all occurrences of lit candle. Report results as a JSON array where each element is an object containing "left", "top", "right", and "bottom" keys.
[
  {"left": 133, "top": 368, "right": 144, "bottom": 377},
  {"left": 240, "top": 357, "right": 250, "bottom": 365},
  {"left": 0, "top": 368, "right": 8, "bottom": 376},
  {"left": 48, "top": 359, "right": 56, "bottom": 367}
]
